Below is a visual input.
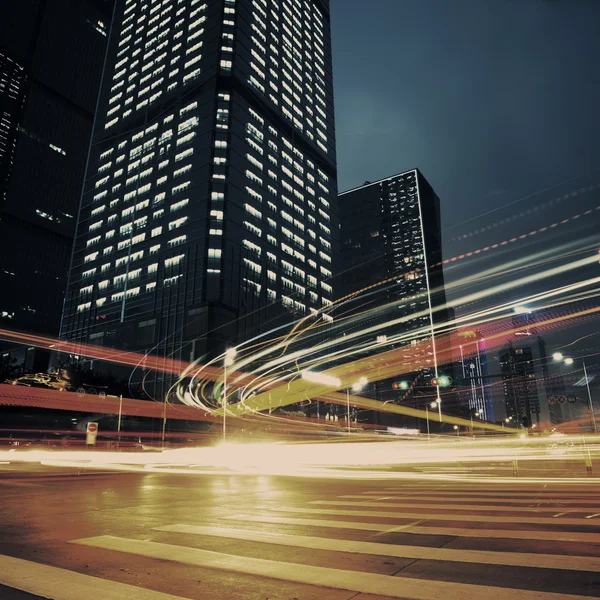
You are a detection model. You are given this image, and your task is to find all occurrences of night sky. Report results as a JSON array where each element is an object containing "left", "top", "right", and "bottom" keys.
[{"left": 331, "top": 0, "right": 600, "bottom": 235}]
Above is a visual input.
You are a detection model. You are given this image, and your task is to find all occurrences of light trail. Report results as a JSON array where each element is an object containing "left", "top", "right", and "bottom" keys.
[
  {"left": 210, "top": 298, "right": 600, "bottom": 426},
  {"left": 3, "top": 211, "right": 600, "bottom": 436},
  {"left": 2, "top": 435, "right": 599, "bottom": 482}
]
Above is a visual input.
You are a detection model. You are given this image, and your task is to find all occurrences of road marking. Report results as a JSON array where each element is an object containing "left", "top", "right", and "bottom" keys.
[
  {"left": 349, "top": 494, "right": 600, "bottom": 506},
  {"left": 70, "top": 535, "right": 596, "bottom": 600},
  {"left": 383, "top": 486, "right": 600, "bottom": 493},
  {"left": 222, "top": 513, "right": 600, "bottom": 543},
  {"left": 372, "top": 490, "right": 600, "bottom": 499},
  {"left": 312, "top": 500, "right": 586, "bottom": 514},
  {"left": 154, "top": 523, "right": 600, "bottom": 573},
  {"left": 585, "top": 513, "right": 600, "bottom": 519},
  {"left": 0, "top": 480, "right": 38, "bottom": 487},
  {"left": 0, "top": 554, "right": 191, "bottom": 600},
  {"left": 553, "top": 512, "right": 572, "bottom": 518},
  {"left": 275, "top": 506, "right": 600, "bottom": 526}
]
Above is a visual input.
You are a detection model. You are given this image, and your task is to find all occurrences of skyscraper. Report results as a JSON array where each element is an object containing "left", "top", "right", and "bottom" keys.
[
  {"left": 0, "top": 0, "right": 112, "bottom": 372},
  {"left": 61, "top": 0, "right": 338, "bottom": 393},
  {"left": 500, "top": 344, "right": 540, "bottom": 427},
  {"left": 337, "top": 169, "right": 447, "bottom": 423}
]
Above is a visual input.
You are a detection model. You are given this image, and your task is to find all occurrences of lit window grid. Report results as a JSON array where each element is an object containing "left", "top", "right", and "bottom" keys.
[
  {"left": 71, "top": 100, "right": 208, "bottom": 310},
  {"left": 236, "top": 0, "right": 334, "bottom": 150},
  {"left": 69, "top": 0, "right": 337, "bottom": 323},
  {"left": 235, "top": 105, "right": 334, "bottom": 309},
  {"left": 106, "top": 0, "right": 211, "bottom": 130}
]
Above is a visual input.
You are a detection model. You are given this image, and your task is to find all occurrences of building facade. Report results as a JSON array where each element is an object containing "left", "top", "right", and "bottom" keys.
[
  {"left": 61, "top": 0, "right": 338, "bottom": 392},
  {"left": 0, "top": 0, "right": 112, "bottom": 342},
  {"left": 337, "top": 170, "right": 448, "bottom": 424},
  {"left": 499, "top": 343, "right": 541, "bottom": 427},
  {"left": 455, "top": 329, "right": 494, "bottom": 422}
]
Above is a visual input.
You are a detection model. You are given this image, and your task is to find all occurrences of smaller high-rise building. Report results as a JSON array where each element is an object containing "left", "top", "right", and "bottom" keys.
[
  {"left": 337, "top": 169, "right": 448, "bottom": 424},
  {"left": 500, "top": 343, "right": 540, "bottom": 426}
]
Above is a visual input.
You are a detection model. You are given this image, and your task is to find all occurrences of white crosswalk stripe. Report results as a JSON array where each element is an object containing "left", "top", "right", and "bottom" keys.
[
  {"left": 70, "top": 535, "right": 596, "bottom": 600},
  {"left": 349, "top": 493, "right": 600, "bottom": 505},
  {"left": 221, "top": 512, "right": 600, "bottom": 543},
  {"left": 375, "top": 489, "right": 600, "bottom": 499},
  {"left": 275, "top": 505, "right": 600, "bottom": 525},
  {"left": 311, "top": 499, "right": 592, "bottom": 513},
  {"left": 0, "top": 554, "right": 190, "bottom": 600},
  {"left": 152, "top": 523, "right": 600, "bottom": 572}
]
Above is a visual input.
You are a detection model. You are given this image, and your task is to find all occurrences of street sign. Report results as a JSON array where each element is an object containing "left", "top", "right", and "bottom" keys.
[
  {"left": 86, "top": 422, "right": 98, "bottom": 445},
  {"left": 567, "top": 394, "right": 577, "bottom": 404}
]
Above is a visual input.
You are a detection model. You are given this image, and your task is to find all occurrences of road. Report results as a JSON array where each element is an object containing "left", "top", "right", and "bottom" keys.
[{"left": 0, "top": 462, "right": 599, "bottom": 600}]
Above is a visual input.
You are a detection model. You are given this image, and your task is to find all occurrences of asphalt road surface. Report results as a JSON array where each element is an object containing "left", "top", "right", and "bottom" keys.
[{"left": 0, "top": 462, "right": 599, "bottom": 600}]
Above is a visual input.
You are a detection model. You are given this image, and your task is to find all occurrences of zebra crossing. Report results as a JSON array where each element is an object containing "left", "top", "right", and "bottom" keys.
[{"left": 2, "top": 482, "right": 600, "bottom": 599}]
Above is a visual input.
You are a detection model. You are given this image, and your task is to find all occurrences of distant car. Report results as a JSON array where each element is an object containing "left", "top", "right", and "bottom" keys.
[{"left": 10, "top": 372, "right": 70, "bottom": 391}]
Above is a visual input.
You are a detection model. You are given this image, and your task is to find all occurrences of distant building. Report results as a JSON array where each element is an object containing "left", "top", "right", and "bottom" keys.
[
  {"left": 0, "top": 0, "right": 112, "bottom": 344},
  {"left": 59, "top": 0, "right": 338, "bottom": 397},
  {"left": 499, "top": 343, "right": 540, "bottom": 427},
  {"left": 456, "top": 329, "right": 494, "bottom": 422},
  {"left": 337, "top": 169, "right": 448, "bottom": 424}
]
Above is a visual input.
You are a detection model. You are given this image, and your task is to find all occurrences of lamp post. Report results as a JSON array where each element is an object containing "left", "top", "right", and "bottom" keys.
[
  {"left": 426, "top": 401, "right": 438, "bottom": 440},
  {"left": 301, "top": 370, "right": 343, "bottom": 430},
  {"left": 453, "top": 424, "right": 459, "bottom": 437},
  {"left": 553, "top": 352, "right": 597, "bottom": 434},
  {"left": 222, "top": 348, "right": 237, "bottom": 442},
  {"left": 470, "top": 410, "right": 481, "bottom": 434},
  {"left": 346, "top": 377, "right": 367, "bottom": 434}
]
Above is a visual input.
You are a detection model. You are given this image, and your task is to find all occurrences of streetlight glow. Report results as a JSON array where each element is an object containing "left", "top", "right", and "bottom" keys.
[
  {"left": 347, "top": 378, "right": 366, "bottom": 434},
  {"left": 224, "top": 348, "right": 237, "bottom": 367},
  {"left": 513, "top": 305, "right": 532, "bottom": 314},
  {"left": 552, "top": 352, "right": 563, "bottom": 361},
  {"left": 301, "top": 371, "right": 342, "bottom": 387},
  {"left": 564, "top": 357, "right": 574, "bottom": 366}
]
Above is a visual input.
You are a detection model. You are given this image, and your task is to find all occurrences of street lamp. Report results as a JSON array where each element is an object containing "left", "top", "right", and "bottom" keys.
[
  {"left": 347, "top": 377, "right": 367, "bottom": 434},
  {"left": 431, "top": 375, "right": 452, "bottom": 422},
  {"left": 453, "top": 424, "right": 459, "bottom": 437},
  {"left": 301, "top": 370, "right": 342, "bottom": 431},
  {"left": 553, "top": 353, "right": 597, "bottom": 434},
  {"left": 222, "top": 348, "right": 237, "bottom": 442},
  {"left": 425, "top": 400, "right": 438, "bottom": 440},
  {"left": 470, "top": 410, "right": 481, "bottom": 433}
]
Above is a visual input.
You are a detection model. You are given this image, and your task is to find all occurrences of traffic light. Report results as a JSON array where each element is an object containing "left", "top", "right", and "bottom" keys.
[
  {"left": 392, "top": 381, "right": 409, "bottom": 390},
  {"left": 431, "top": 375, "right": 452, "bottom": 387}
]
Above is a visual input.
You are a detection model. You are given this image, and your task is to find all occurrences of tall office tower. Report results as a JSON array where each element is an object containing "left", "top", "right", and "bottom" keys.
[
  {"left": 0, "top": 0, "right": 112, "bottom": 369},
  {"left": 338, "top": 170, "right": 447, "bottom": 423},
  {"left": 500, "top": 343, "right": 540, "bottom": 426},
  {"left": 61, "top": 0, "right": 338, "bottom": 393},
  {"left": 456, "top": 329, "right": 493, "bottom": 422}
]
